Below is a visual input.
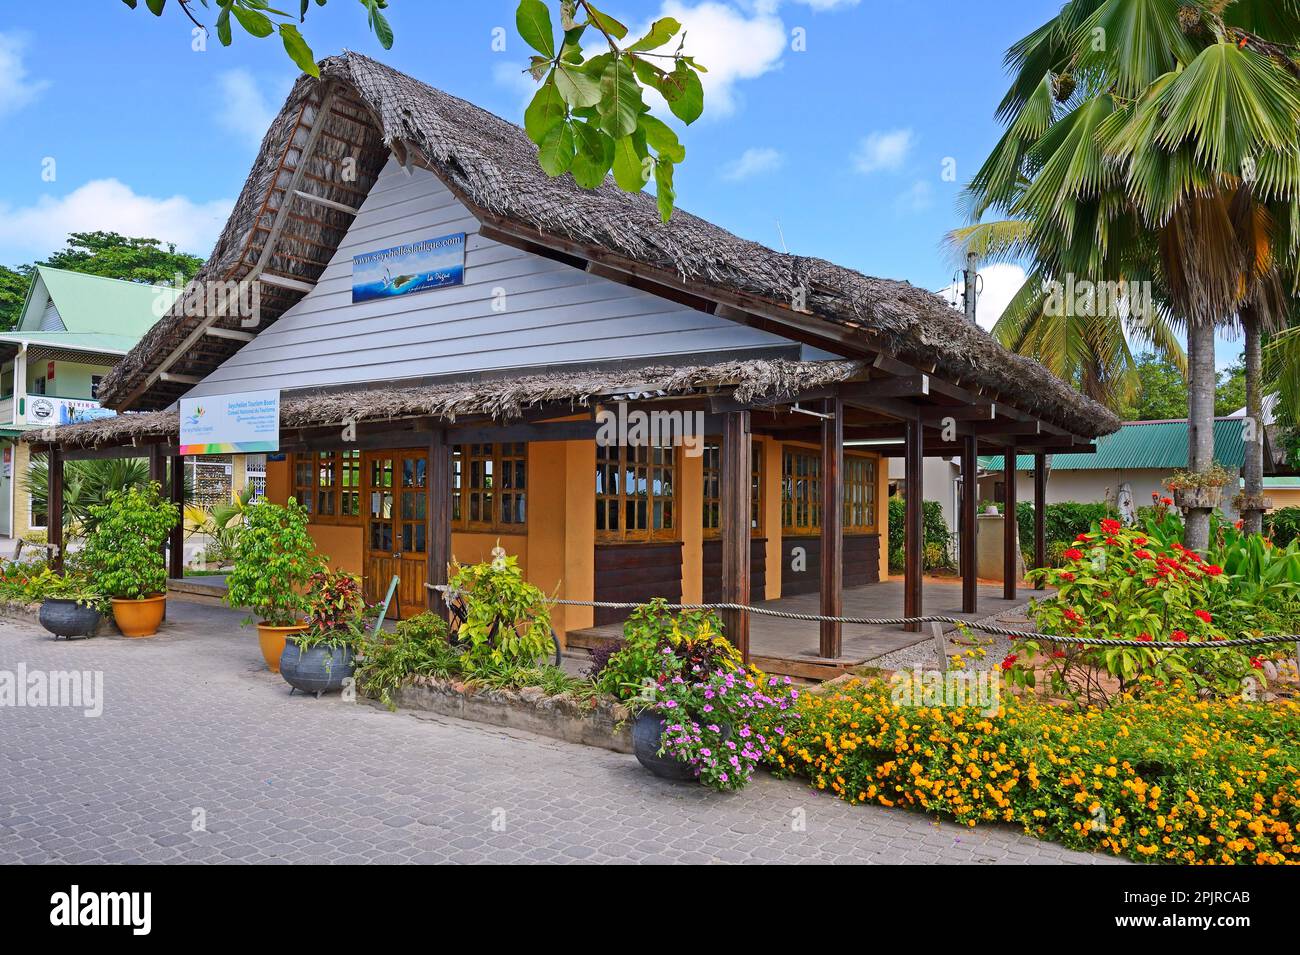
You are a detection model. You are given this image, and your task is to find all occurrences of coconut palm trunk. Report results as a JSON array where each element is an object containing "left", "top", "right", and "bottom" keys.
[
  {"left": 1242, "top": 307, "right": 1265, "bottom": 534},
  {"left": 1185, "top": 317, "right": 1218, "bottom": 551}
]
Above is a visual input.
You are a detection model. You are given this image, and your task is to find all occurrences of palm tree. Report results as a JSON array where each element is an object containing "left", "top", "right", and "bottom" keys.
[{"left": 959, "top": 0, "right": 1300, "bottom": 550}]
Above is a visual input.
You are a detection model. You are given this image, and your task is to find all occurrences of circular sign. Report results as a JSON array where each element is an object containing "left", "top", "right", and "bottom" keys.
[{"left": 29, "top": 397, "right": 55, "bottom": 421}]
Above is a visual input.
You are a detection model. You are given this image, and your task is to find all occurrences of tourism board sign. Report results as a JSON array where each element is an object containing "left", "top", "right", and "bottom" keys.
[
  {"left": 179, "top": 390, "right": 280, "bottom": 455},
  {"left": 351, "top": 232, "right": 465, "bottom": 303}
]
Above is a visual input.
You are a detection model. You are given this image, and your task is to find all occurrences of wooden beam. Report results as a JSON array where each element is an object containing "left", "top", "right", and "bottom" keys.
[
  {"left": 1004, "top": 444, "right": 1018, "bottom": 600},
  {"left": 720, "top": 411, "right": 751, "bottom": 661},
  {"left": 961, "top": 435, "right": 978, "bottom": 615},
  {"left": 49, "top": 446, "right": 64, "bottom": 573},
  {"left": 292, "top": 188, "right": 360, "bottom": 216},
  {"left": 820, "top": 397, "right": 844, "bottom": 658},
  {"left": 204, "top": 327, "right": 257, "bottom": 343},
  {"left": 427, "top": 430, "right": 452, "bottom": 619},
  {"left": 446, "top": 420, "right": 599, "bottom": 444},
  {"left": 169, "top": 455, "right": 186, "bottom": 580},
  {"left": 1034, "top": 452, "right": 1047, "bottom": 590},
  {"left": 257, "top": 272, "right": 315, "bottom": 294},
  {"left": 840, "top": 374, "right": 929, "bottom": 400},
  {"left": 904, "top": 412, "right": 923, "bottom": 632},
  {"left": 158, "top": 372, "right": 201, "bottom": 385}
]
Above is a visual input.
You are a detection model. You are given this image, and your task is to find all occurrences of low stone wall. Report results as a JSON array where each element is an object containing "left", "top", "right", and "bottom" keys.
[
  {"left": 0, "top": 599, "right": 41, "bottom": 626},
  {"left": 385, "top": 676, "right": 634, "bottom": 753}
]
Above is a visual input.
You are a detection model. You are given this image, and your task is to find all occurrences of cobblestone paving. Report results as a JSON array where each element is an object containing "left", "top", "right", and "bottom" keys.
[{"left": 0, "top": 601, "right": 1124, "bottom": 865}]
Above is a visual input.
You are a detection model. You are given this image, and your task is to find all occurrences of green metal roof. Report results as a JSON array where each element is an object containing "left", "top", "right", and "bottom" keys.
[
  {"left": 0, "top": 331, "right": 137, "bottom": 354},
  {"left": 980, "top": 418, "right": 1247, "bottom": 472},
  {"left": 20, "top": 266, "right": 179, "bottom": 339}
]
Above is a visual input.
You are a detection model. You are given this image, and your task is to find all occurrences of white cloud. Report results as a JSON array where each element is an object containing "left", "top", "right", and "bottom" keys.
[
  {"left": 645, "top": 2, "right": 788, "bottom": 117},
  {"left": 722, "top": 147, "right": 784, "bottom": 181},
  {"left": 852, "top": 128, "right": 914, "bottom": 175},
  {"left": 0, "top": 33, "right": 49, "bottom": 118},
  {"left": 0, "top": 179, "right": 232, "bottom": 264},
  {"left": 893, "top": 179, "right": 933, "bottom": 214},
  {"left": 492, "top": 60, "right": 542, "bottom": 113},
  {"left": 214, "top": 69, "right": 280, "bottom": 147},
  {"left": 783, "top": 0, "right": 861, "bottom": 8},
  {"left": 936, "top": 262, "right": 1028, "bottom": 332}
]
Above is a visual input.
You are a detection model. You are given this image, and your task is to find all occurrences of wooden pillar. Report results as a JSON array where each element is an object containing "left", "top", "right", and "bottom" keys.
[
  {"left": 168, "top": 454, "right": 186, "bottom": 579},
  {"left": 960, "top": 434, "right": 978, "bottom": 614},
  {"left": 48, "top": 446, "right": 64, "bottom": 573},
  {"left": 819, "top": 397, "right": 843, "bottom": 658},
  {"left": 1033, "top": 452, "right": 1047, "bottom": 589},
  {"left": 720, "top": 411, "right": 751, "bottom": 662},
  {"left": 904, "top": 413, "right": 923, "bottom": 631},
  {"left": 1004, "top": 444, "right": 1018, "bottom": 600},
  {"left": 148, "top": 444, "right": 166, "bottom": 487},
  {"left": 426, "top": 429, "right": 452, "bottom": 619}
]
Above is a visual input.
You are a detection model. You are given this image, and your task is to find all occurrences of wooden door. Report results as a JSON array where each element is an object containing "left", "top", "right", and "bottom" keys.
[{"left": 363, "top": 449, "right": 429, "bottom": 618}]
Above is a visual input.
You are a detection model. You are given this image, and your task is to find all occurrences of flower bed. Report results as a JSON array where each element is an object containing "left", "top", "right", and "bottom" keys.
[{"left": 768, "top": 677, "right": 1300, "bottom": 865}]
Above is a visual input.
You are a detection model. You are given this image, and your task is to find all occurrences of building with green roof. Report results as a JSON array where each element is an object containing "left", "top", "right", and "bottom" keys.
[{"left": 0, "top": 266, "right": 180, "bottom": 538}]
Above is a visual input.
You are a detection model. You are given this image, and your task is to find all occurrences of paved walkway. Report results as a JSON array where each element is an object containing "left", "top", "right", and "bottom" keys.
[{"left": 0, "top": 600, "right": 1121, "bottom": 865}]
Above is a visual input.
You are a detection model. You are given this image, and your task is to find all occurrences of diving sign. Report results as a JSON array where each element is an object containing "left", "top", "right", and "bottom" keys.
[{"left": 351, "top": 232, "right": 465, "bottom": 303}]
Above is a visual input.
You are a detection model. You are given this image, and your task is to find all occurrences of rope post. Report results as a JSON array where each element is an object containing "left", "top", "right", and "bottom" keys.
[{"left": 930, "top": 621, "right": 947, "bottom": 673}]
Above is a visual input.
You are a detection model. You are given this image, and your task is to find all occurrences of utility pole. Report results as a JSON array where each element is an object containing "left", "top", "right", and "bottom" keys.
[{"left": 963, "top": 251, "right": 979, "bottom": 324}]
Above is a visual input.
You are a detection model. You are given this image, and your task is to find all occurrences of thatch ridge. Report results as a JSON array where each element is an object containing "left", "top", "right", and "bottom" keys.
[
  {"left": 98, "top": 52, "right": 1119, "bottom": 438},
  {"left": 29, "top": 357, "right": 868, "bottom": 449}
]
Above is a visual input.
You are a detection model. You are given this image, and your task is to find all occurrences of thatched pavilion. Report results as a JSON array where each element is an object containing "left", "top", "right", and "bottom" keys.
[{"left": 26, "top": 53, "right": 1118, "bottom": 677}]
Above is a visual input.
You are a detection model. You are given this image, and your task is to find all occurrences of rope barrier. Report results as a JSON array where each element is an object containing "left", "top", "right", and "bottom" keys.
[{"left": 427, "top": 585, "right": 1300, "bottom": 651}]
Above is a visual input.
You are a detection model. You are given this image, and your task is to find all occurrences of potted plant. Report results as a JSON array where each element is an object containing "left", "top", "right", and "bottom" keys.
[
  {"left": 280, "top": 570, "right": 369, "bottom": 696},
  {"left": 225, "top": 498, "right": 322, "bottom": 672},
  {"left": 80, "top": 483, "right": 179, "bottom": 637},
  {"left": 1166, "top": 464, "right": 1234, "bottom": 511},
  {"left": 34, "top": 570, "right": 108, "bottom": 640}
]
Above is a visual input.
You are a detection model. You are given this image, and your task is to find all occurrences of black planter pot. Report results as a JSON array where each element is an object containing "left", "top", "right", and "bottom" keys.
[
  {"left": 39, "top": 599, "right": 103, "bottom": 639},
  {"left": 632, "top": 711, "right": 699, "bottom": 782},
  {"left": 279, "top": 640, "right": 356, "bottom": 697}
]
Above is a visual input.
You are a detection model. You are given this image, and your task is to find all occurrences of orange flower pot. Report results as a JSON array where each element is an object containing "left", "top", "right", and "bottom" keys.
[
  {"left": 111, "top": 595, "right": 167, "bottom": 638},
  {"left": 256, "top": 622, "right": 309, "bottom": 672}
]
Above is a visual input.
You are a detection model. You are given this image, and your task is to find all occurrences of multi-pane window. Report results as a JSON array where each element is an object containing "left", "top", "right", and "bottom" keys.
[
  {"left": 316, "top": 451, "right": 337, "bottom": 517},
  {"left": 596, "top": 444, "right": 676, "bottom": 542},
  {"left": 702, "top": 443, "right": 763, "bottom": 537},
  {"left": 782, "top": 447, "right": 879, "bottom": 533},
  {"left": 451, "top": 443, "right": 527, "bottom": 531},
  {"left": 291, "top": 451, "right": 362, "bottom": 521},
  {"left": 339, "top": 450, "right": 362, "bottom": 517},
  {"left": 292, "top": 454, "right": 315, "bottom": 514}
]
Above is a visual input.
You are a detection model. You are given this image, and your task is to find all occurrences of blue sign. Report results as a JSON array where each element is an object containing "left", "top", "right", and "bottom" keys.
[{"left": 351, "top": 232, "right": 465, "bottom": 303}]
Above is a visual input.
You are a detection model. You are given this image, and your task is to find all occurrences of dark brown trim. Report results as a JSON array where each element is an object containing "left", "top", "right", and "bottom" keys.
[
  {"left": 904, "top": 413, "right": 923, "bottom": 631},
  {"left": 819, "top": 397, "right": 843, "bottom": 658},
  {"left": 1034, "top": 452, "right": 1047, "bottom": 590},
  {"left": 720, "top": 411, "right": 751, "bottom": 661},
  {"left": 961, "top": 434, "right": 977, "bottom": 615},
  {"left": 1004, "top": 444, "right": 1018, "bottom": 600},
  {"left": 49, "top": 446, "right": 64, "bottom": 574},
  {"left": 427, "top": 430, "right": 452, "bottom": 618},
  {"left": 168, "top": 455, "right": 185, "bottom": 580}
]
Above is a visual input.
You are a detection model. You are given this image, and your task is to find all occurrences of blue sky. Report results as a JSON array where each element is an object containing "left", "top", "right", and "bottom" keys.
[{"left": 0, "top": 0, "right": 1244, "bottom": 368}]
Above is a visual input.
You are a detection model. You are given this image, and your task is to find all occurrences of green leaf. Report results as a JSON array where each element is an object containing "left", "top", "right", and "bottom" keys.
[
  {"left": 571, "top": 120, "right": 615, "bottom": 188},
  {"left": 538, "top": 121, "right": 576, "bottom": 176},
  {"left": 554, "top": 62, "right": 601, "bottom": 107},
  {"left": 516, "top": 0, "right": 555, "bottom": 59},
  {"left": 528, "top": 55, "right": 550, "bottom": 81},
  {"left": 611, "top": 131, "right": 649, "bottom": 192},
  {"left": 524, "top": 77, "right": 567, "bottom": 143},
  {"left": 370, "top": 7, "right": 394, "bottom": 49},
  {"left": 279, "top": 23, "right": 318, "bottom": 76},
  {"left": 661, "top": 61, "right": 704, "bottom": 124},
  {"left": 584, "top": 5, "right": 628, "bottom": 40},
  {"left": 628, "top": 16, "right": 680, "bottom": 52},
  {"left": 145, "top": 0, "right": 166, "bottom": 14},
  {"left": 638, "top": 113, "right": 685, "bottom": 163},
  {"left": 216, "top": 7, "right": 233, "bottom": 45},
  {"left": 230, "top": 4, "right": 275, "bottom": 38},
  {"left": 559, "top": 24, "right": 587, "bottom": 63},
  {"left": 598, "top": 59, "right": 642, "bottom": 139},
  {"left": 654, "top": 160, "right": 676, "bottom": 222}
]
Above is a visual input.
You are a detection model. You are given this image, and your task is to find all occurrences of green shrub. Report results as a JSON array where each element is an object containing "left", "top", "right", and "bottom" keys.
[
  {"left": 595, "top": 597, "right": 735, "bottom": 702},
  {"left": 356, "top": 612, "right": 457, "bottom": 710},
  {"left": 887, "top": 497, "right": 951, "bottom": 568},
  {"left": 1016, "top": 500, "right": 1120, "bottom": 563},
  {"left": 225, "top": 498, "right": 322, "bottom": 626},
  {"left": 80, "top": 483, "right": 179, "bottom": 600},
  {"left": 1265, "top": 506, "right": 1300, "bottom": 547},
  {"left": 447, "top": 550, "right": 554, "bottom": 671}
]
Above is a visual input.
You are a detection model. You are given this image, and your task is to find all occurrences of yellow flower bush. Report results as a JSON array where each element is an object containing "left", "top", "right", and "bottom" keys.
[{"left": 767, "top": 678, "right": 1300, "bottom": 865}]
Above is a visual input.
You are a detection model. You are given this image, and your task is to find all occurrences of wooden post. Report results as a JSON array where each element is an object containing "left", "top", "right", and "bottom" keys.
[
  {"left": 1003, "top": 444, "right": 1018, "bottom": 600},
  {"left": 720, "top": 411, "right": 751, "bottom": 662},
  {"left": 1033, "top": 452, "right": 1047, "bottom": 590},
  {"left": 48, "top": 446, "right": 64, "bottom": 573},
  {"left": 960, "top": 434, "right": 978, "bottom": 614},
  {"left": 168, "top": 454, "right": 186, "bottom": 580},
  {"left": 904, "top": 412, "right": 923, "bottom": 631},
  {"left": 426, "top": 429, "right": 452, "bottom": 619},
  {"left": 819, "top": 397, "right": 843, "bottom": 658},
  {"left": 148, "top": 444, "right": 166, "bottom": 487}
]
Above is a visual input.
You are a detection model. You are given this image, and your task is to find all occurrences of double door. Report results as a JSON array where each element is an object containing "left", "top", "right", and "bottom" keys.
[{"left": 362, "top": 450, "right": 429, "bottom": 618}]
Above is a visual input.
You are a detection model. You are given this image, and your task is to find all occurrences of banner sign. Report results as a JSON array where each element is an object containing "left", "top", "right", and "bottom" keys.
[
  {"left": 25, "top": 396, "right": 116, "bottom": 427},
  {"left": 179, "top": 390, "right": 280, "bottom": 455},
  {"left": 351, "top": 232, "right": 465, "bottom": 303}
]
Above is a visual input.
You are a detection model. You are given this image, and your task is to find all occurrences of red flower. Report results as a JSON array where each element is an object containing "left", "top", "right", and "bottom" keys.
[
  {"left": 1234, "top": 520, "right": 1243, "bottom": 530},
  {"left": 1132, "top": 536, "right": 1147, "bottom": 545},
  {"left": 1075, "top": 533, "right": 1091, "bottom": 543},
  {"left": 1161, "top": 497, "right": 1173, "bottom": 506},
  {"left": 1194, "top": 609, "right": 1213, "bottom": 624},
  {"left": 1101, "top": 519, "right": 1121, "bottom": 534},
  {"left": 1052, "top": 650, "right": 1066, "bottom": 658},
  {"left": 1106, "top": 536, "right": 1120, "bottom": 546},
  {"left": 1151, "top": 491, "right": 1159, "bottom": 501},
  {"left": 1133, "top": 549, "right": 1153, "bottom": 560},
  {"left": 1204, "top": 564, "right": 1223, "bottom": 576},
  {"left": 1250, "top": 657, "right": 1263, "bottom": 669},
  {"left": 1063, "top": 548, "right": 1084, "bottom": 561},
  {"left": 1000, "top": 654, "right": 1018, "bottom": 669},
  {"left": 1171, "top": 630, "right": 1188, "bottom": 642},
  {"left": 1058, "top": 571, "right": 1075, "bottom": 582},
  {"left": 1137, "top": 633, "right": 1153, "bottom": 642},
  {"left": 1063, "top": 608, "right": 1082, "bottom": 623}
]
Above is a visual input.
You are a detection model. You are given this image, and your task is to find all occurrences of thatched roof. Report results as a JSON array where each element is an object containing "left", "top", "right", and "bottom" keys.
[
  {"left": 98, "top": 51, "right": 1118, "bottom": 438},
  {"left": 27, "top": 357, "right": 868, "bottom": 450}
]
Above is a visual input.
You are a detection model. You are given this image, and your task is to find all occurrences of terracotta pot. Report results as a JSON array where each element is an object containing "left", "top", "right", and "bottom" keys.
[
  {"left": 111, "top": 595, "right": 167, "bottom": 638},
  {"left": 256, "top": 622, "right": 309, "bottom": 672}
]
